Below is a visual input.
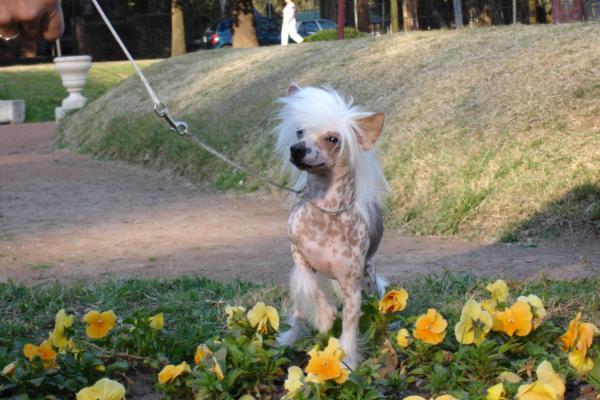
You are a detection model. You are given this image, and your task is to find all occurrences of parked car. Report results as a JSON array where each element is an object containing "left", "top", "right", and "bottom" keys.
[
  {"left": 202, "top": 15, "right": 281, "bottom": 49},
  {"left": 296, "top": 19, "right": 337, "bottom": 37}
]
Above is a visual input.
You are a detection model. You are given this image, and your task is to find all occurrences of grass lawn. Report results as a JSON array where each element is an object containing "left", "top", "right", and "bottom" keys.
[
  {"left": 0, "top": 60, "right": 158, "bottom": 122},
  {"left": 1, "top": 273, "right": 599, "bottom": 398}
]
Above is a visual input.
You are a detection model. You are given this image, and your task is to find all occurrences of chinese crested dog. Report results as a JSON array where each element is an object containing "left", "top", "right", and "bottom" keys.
[{"left": 275, "top": 84, "right": 390, "bottom": 368}]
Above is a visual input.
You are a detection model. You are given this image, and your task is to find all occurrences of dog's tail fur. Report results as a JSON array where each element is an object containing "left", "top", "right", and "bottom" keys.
[{"left": 375, "top": 274, "right": 389, "bottom": 298}]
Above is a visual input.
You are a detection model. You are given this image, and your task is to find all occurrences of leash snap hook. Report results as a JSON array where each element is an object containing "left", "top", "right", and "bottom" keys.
[
  {"left": 172, "top": 120, "right": 189, "bottom": 135},
  {"left": 154, "top": 103, "right": 188, "bottom": 136}
]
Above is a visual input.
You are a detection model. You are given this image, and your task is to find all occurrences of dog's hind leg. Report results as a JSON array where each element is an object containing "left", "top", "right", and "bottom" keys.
[{"left": 278, "top": 246, "right": 336, "bottom": 346}]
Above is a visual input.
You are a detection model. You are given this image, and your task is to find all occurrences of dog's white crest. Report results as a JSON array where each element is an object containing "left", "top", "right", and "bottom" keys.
[{"left": 274, "top": 86, "right": 390, "bottom": 223}]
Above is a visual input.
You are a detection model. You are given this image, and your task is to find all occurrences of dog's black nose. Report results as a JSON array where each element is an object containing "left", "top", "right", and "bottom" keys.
[{"left": 290, "top": 142, "right": 308, "bottom": 163}]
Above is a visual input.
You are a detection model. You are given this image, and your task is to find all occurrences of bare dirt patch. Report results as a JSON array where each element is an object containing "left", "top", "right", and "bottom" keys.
[{"left": 1, "top": 123, "right": 599, "bottom": 284}]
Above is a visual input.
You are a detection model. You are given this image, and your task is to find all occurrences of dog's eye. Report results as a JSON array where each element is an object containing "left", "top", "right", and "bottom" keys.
[
  {"left": 296, "top": 129, "right": 304, "bottom": 138},
  {"left": 327, "top": 136, "right": 340, "bottom": 144}
]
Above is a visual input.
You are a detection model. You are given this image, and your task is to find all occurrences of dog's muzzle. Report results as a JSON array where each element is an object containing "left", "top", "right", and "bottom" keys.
[{"left": 290, "top": 142, "right": 310, "bottom": 164}]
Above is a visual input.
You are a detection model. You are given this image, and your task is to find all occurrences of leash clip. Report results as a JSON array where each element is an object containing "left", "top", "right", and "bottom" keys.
[{"left": 154, "top": 103, "right": 188, "bottom": 136}]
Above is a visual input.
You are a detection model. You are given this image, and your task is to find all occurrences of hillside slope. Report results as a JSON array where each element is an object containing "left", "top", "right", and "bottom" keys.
[{"left": 58, "top": 23, "right": 600, "bottom": 240}]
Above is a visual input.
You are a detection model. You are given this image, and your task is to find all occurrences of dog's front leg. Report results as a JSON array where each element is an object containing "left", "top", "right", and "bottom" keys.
[
  {"left": 339, "top": 277, "right": 362, "bottom": 370},
  {"left": 278, "top": 245, "right": 336, "bottom": 346}
]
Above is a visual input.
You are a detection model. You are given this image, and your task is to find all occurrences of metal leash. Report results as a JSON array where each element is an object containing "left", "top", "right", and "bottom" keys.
[{"left": 90, "top": 0, "right": 303, "bottom": 195}]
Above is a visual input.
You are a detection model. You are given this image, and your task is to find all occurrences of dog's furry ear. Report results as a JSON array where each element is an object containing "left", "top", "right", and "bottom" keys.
[
  {"left": 357, "top": 113, "right": 385, "bottom": 150},
  {"left": 288, "top": 84, "right": 300, "bottom": 96}
]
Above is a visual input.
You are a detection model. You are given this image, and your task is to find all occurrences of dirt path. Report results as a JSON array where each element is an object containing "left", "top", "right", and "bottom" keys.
[{"left": 1, "top": 123, "right": 599, "bottom": 285}]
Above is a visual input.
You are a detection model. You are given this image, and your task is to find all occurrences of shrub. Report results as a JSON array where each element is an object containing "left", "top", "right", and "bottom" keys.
[{"left": 303, "top": 28, "right": 368, "bottom": 42}]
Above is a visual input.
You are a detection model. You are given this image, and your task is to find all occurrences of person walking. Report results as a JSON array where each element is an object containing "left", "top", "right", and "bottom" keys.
[{"left": 281, "top": 0, "right": 303, "bottom": 45}]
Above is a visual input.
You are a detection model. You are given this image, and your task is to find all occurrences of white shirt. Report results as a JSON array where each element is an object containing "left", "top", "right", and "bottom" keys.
[{"left": 283, "top": 3, "right": 296, "bottom": 24}]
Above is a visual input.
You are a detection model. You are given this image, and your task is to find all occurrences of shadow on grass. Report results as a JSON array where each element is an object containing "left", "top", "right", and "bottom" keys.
[{"left": 500, "top": 182, "right": 600, "bottom": 242}]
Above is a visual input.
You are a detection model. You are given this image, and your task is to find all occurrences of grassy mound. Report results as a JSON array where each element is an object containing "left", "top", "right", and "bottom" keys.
[{"left": 57, "top": 23, "right": 600, "bottom": 240}]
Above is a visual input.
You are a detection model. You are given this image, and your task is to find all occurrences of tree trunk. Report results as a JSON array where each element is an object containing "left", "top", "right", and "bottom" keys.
[
  {"left": 528, "top": 0, "right": 537, "bottom": 23},
  {"left": 425, "top": 0, "right": 448, "bottom": 27},
  {"left": 390, "top": 0, "right": 400, "bottom": 32},
  {"left": 453, "top": 0, "right": 464, "bottom": 27},
  {"left": 171, "top": 0, "right": 186, "bottom": 57},
  {"left": 320, "top": 0, "right": 337, "bottom": 20},
  {"left": 402, "top": 0, "right": 418, "bottom": 30},
  {"left": 357, "top": 0, "right": 370, "bottom": 31},
  {"left": 232, "top": 0, "right": 259, "bottom": 48},
  {"left": 338, "top": 0, "right": 346, "bottom": 39}
]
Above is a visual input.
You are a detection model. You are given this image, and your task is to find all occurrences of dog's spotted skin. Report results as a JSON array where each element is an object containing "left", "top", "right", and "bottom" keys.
[
  {"left": 276, "top": 85, "right": 388, "bottom": 369},
  {"left": 285, "top": 136, "right": 383, "bottom": 368}
]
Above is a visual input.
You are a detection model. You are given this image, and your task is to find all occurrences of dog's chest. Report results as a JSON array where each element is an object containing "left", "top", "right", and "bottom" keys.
[{"left": 287, "top": 203, "right": 368, "bottom": 277}]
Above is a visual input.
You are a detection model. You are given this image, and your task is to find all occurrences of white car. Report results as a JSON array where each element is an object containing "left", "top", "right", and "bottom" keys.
[{"left": 296, "top": 19, "right": 337, "bottom": 37}]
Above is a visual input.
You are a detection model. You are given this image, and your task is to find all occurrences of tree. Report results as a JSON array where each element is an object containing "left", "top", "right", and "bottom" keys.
[
  {"left": 357, "top": 0, "right": 369, "bottom": 31},
  {"left": 390, "top": 0, "right": 400, "bottom": 32},
  {"left": 403, "top": 0, "right": 418, "bottom": 30},
  {"left": 171, "top": 0, "right": 186, "bottom": 56},
  {"left": 337, "top": 0, "right": 346, "bottom": 39},
  {"left": 232, "top": 0, "right": 259, "bottom": 48}
]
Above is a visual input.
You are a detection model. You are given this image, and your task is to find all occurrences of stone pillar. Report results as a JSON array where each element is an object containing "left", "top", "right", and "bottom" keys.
[{"left": 0, "top": 100, "right": 25, "bottom": 124}]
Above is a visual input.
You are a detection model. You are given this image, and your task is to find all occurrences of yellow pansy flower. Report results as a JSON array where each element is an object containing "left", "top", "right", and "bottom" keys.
[
  {"left": 305, "top": 337, "right": 349, "bottom": 384},
  {"left": 83, "top": 310, "right": 117, "bottom": 339},
  {"left": 149, "top": 313, "right": 164, "bottom": 330},
  {"left": 158, "top": 361, "right": 191, "bottom": 384},
  {"left": 414, "top": 309, "right": 447, "bottom": 345},
  {"left": 194, "top": 344, "right": 213, "bottom": 365},
  {"left": 225, "top": 305, "right": 246, "bottom": 329},
  {"left": 577, "top": 321, "right": 599, "bottom": 349},
  {"left": 284, "top": 366, "right": 305, "bottom": 396},
  {"left": 454, "top": 299, "right": 493, "bottom": 346},
  {"left": 247, "top": 302, "right": 279, "bottom": 334},
  {"left": 76, "top": 378, "right": 126, "bottom": 400},
  {"left": 487, "top": 280, "right": 509, "bottom": 305},
  {"left": 498, "top": 371, "right": 523, "bottom": 383},
  {"left": 517, "top": 295, "right": 546, "bottom": 328},
  {"left": 397, "top": 328, "right": 411, "bottom": 348},
  {"left": 495, "top": 301, "right": 533, "bottom": 337},
  {"left": 559, "top": 313, "right": 599, "bottom": 373},
  {"left": 516, "top": 360, "right": 565, "bottom": 400},
  {"left": 379, "top": 289, "right": 409, "bottom": 314},
  {"left": 482, "top": 299, "right": 497, "bottom": 313},
  {"left": 23, "top": 340, "right": 57, "bottom": 368},
  {"left": 48, "top": 309, "right": 74, "bottom": 350},
  {"left": 516, "top": 381, "right": 559, "bottom": 400},
  {"left": 212, "top": 357, "right": 225, "bottom": 380},
  {"left": 559, "top": 313, "right": 582, "bottom": 351},
  {"left": 568, "top": 347, "right": 594, "bottom": 374},
  {"left": 402, "top": 396, "right": 457, "bottom": 400},
  {"left": 487, "top": 383, "right": 505, "bottom": 400}
]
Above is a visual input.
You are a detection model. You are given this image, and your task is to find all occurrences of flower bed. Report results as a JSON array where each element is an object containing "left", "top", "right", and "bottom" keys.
[{"left": 1, "top": 276, "right": 599, "bottom": 399}]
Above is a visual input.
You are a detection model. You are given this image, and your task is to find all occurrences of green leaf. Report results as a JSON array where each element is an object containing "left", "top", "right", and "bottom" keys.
[
  {"left": 106, "top": 360, "right": 129, "bottom": 374},
  {"left": 586, "top": 355, "right": 600, "bottom": 390},
  {"left": 524, "top": 342, "right": 544, "bottom": 356},
  {"left": 29, "top": 377, "right": 45, "bottom": 387}
]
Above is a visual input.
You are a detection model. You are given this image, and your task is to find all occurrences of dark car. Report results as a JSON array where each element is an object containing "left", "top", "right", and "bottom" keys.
[
  {"left": 203, "top": 16, "right": 282, "bottom": 49},
  {"left": 296, "top": 19, "right": 337, "bottom": 37}
]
